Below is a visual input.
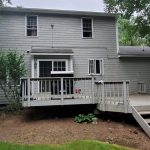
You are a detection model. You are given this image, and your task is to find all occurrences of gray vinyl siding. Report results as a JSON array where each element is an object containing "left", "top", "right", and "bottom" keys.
[
  {"left": 0, "top": 12, "right": 117, "bottom": 77},
  {"left": 73, "top": 48, "right": 150, "bottom": 94},
  {"left": 0, "top": 11, "right": 150, "bottom": 104}
]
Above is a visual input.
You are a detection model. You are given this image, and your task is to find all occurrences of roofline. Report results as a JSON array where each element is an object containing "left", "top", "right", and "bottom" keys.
[
  {"left": 118, "top": 54, "right": 150, "bottom": 58},
  {"left": 118, "top": 46, "right": 150, "bottom": 57},
  {"left": 0, "top": 7, "right": 116, "bottom": 18},
  {"left": 30, "top": 53, "right": 74, "bottom": 56}
]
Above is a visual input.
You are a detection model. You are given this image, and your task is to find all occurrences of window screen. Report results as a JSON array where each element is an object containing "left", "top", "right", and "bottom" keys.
[
  {"left": 26, "top": 16, "right": 37, "bottom": 36},
  {"left": 82, "top": 18, "right": 93, "bottom": 38},
  {"left": 88, "top": 59, "right": 103, "bottom": 75}
]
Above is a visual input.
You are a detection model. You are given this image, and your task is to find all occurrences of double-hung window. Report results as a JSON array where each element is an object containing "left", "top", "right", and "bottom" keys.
[
  {"left": 88, "top": 59, "right": 104, "bottom": 75},
  {"left": 26, "top": 16, "right": 37, "bottom": 36},
  {"left": 82, "top": 18, "right": 93, "bottom": 38}
]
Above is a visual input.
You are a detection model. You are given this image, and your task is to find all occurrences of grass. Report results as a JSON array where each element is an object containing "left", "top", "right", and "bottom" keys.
[{"left": 0, "top": 140, "right": 132, "bottom": 150}]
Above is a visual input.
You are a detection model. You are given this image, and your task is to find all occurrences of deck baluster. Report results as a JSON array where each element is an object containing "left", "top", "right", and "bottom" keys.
[
  {"left": 61, "top": 78, "right": 64, "bottom": 105},
  {"left": 123, "top": 81, "right": 128, "bottom": 113},
  {"left": 22, "top": 80, "right": 25, "bottom": 102},
  {"left": 27, "top": 77, "right": 31, "bottom": 107},
  {"left": 101, "top": 81, "right": 105, "bottom": 111}
]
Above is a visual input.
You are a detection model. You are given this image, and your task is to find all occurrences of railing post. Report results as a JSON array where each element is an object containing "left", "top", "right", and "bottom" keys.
[
  {"left": 61, "top": 78, "right": 64, "bottom": 105},
  {"left": 22, "top": 79, "right": 25, "bottom": 104},
  {"left": 27, "top": 77, "right": 31, "bottom": 107},
  {"left": 123, "top": 81, "right": 128, "bottom": 113},
  {"left": 91, "top": 77, "right": 95, "bottom": 104},
  {"left": 101, "top": 81, "right": 105, "bottom": 111}
]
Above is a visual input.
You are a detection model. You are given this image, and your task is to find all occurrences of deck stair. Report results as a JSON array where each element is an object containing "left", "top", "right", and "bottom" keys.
[{"left": 131, "top": 106, "right": 150, "bottom": 138}]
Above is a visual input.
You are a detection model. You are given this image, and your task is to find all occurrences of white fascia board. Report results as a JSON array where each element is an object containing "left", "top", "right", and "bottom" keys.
[{"left": 30, "top": 53, "right": 74, "bottom": 56}]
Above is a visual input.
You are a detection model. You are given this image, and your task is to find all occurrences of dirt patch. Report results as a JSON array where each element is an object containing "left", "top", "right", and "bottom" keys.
[{"left": 0, "top": 105, "right": 149, "bottom": 150}]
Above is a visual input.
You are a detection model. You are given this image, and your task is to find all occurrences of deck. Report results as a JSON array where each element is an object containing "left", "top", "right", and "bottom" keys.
[
  {"left": 21, "top": 77, "right": 150, "bottom": 112},
  {"left": 21, "top": 77, "right": 130, "bottom": 111},
  {"left": 21, "top": 77, "right": 150, "bottom": 137},
  {"left": 130, "top": 94, "right": 150, "bottom": 106},
  {"left": 21, "top": 77, "right": 97, "bottom": 107}
]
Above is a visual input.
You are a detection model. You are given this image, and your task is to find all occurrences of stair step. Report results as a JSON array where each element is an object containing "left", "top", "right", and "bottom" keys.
[
  {"left": 134, "top": 105, "right": 150, "bottom": 112},
  {"left": 145, "top": 119, "right": 150, "bottom": 124},
  {"left": 132, "top": 106, "right": 150, "bottom": 137},
  {"left": 139, "top": 111, "right": 150, "bottom": 115}
]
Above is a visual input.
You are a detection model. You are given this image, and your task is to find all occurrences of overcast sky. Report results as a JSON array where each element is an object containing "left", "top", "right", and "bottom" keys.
[{"left": 11, "top": 0, "right": 104, "bottom": 12}]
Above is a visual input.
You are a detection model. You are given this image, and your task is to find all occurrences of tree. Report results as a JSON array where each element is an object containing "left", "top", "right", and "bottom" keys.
[
  {"left": 0, "top": 51, "right": 26, "bottom": 111},
  {"left": 104, "top": 0, "right": 150, "bottom": 46},
  {"left": 118, "top": 17, "right": 149, "bottom": 46},
  {"left": 0, "top": 0, "right": 12, "bottom": 7}
]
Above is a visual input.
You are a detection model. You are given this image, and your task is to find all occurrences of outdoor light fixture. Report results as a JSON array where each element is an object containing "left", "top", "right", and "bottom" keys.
[
  {"left": 34, "top": 59, "right": 37, "bottom": 69},
  {"left": 26, "top": 50, "right": 30, "bottom": 53},
  {"left": 51, "top": 24, "right": 54, "bottom": 29}
]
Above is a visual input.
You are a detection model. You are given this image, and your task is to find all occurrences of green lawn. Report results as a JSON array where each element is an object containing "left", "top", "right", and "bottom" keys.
[{"left": 0, "top": 140, "right": 132, "bottom": 150}]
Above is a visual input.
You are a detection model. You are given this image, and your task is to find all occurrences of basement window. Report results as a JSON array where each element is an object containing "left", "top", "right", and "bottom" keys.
[
  {"left": 26, "top": 16, "right": 38, "bottom": 36},
  {"left": 88, "top": 59, "right": 104, "bottom": 75},
  {"left": 82, "top": 18, "right": 93, "bottom": 38}
]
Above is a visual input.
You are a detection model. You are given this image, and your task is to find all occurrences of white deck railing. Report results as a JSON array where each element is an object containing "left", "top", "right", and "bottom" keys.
[
  {"left": 95, "top": 80, "right": 129, "bottom": 113},
  {"left": 21, "top": 77, "right": 129, "bottom": 109},
  {"left": 21, "top": 77, "right": 95, "bottom": 106}
]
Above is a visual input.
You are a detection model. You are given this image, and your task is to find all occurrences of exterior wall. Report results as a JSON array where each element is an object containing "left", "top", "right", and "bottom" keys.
[
  {"left": 0, "top": 12, "right": 116, "bottom": 72},
  {"left": 73, "top": 48, "right": 150, "bottom": 94},
  {"left": 0, "top": 10, "right": 150, "bottom": 104}
]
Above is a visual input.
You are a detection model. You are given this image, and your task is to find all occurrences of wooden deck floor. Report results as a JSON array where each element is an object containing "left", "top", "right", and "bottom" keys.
[{"left": 129, "top": 94, "right": 150, "bottom": 106}]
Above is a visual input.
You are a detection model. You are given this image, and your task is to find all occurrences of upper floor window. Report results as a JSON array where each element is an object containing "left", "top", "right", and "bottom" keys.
[
  {"left": 82, "top": 18, "right": 93, "bottom": 38},
  {"left": 88, "top": 59, "right": 104, "bottom": 75},
  {"left": 26, "top": 16, "right": 37, "bottom": 36}
]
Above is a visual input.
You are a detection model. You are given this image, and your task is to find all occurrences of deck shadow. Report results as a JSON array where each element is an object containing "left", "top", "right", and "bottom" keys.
[
  {"left": 22, "top": 104, "right": 97, "bottom": 122},
  {"left": 20, "top": 105, "right": 141, "bottom": 128},
  {"left": 97, "top": 111, "right": 140, "bottom": 127}
]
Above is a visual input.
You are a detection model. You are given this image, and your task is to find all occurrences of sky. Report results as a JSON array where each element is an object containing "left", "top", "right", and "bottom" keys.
[{"left": 11, "top": 0, "right": 104, "bottom": 12}]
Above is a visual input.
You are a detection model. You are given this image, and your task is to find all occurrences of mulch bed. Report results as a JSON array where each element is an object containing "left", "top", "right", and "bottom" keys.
[{"left": 0, "top": 105, "right": 149, "bottom": 150}]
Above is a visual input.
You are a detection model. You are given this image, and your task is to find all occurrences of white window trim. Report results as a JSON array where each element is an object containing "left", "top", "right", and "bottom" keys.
[
  {"left": 37, "top": 59, "right": 68, "bottom": 77},
  {"left": 51, "top": 71, "right": 74, "bottom": 74},
  {"left": 116, "top": 19, "right": 119, "bottom": 53},
  {"left": 52, "top": 60, "right": 68, "bottom": 72},
  {"left": 88, "top": 59, "right": 104, "bottom": 76},
  {"left": 81, "top": 17, "right": 94, "bottom": 39},
  {"left": 25, "top": 15, "right": 38, "bottom": 37},
  {"left": 88, "top": 59, "right": 94, "bottom": 75}
]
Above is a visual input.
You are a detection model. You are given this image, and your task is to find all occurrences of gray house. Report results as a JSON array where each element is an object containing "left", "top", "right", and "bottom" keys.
[{"left": 0, "top": 7, "right": 150, "bottom": 137}]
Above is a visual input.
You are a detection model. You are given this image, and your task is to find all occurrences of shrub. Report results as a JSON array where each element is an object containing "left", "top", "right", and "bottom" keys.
[
  {"left": 75, "top": 113, "right": 95, "bottom": 123},
  {"left": 0, "top": 51, "right": 26, "bottom": 111}
]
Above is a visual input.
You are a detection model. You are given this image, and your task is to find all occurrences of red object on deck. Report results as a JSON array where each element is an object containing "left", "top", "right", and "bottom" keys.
[{"left": 75, "top": 88, "right": 81, "bottom": 94}]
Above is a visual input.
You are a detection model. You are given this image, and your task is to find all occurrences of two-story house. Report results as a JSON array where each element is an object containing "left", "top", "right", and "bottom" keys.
[
  {"left": 1, "top": 7, "right": 150, "bottom": 137},
  {"left": 0, "top": 7, "right": 117, "bottom": 103},
  {"left": 0, "top": 7, "right": 150, "bottom": 106}
]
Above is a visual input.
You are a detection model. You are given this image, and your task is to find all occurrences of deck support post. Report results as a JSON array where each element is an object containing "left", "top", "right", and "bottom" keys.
[
  {"left": 21, "top": 79, "right": 25, "bottom": 104},
  {"left": 123, "top": 81, "right": 128, "bottom": 113},
  {"left": 101, "top": 81, "right": 105, "bottom": 111},
  {"left": 91, "top": 77, "right": 95, "bottom": 104},
  {"left": 27, "top": 77, "right": 31, "bottom": 107},
  {"left": 61, "top": 78, "right": 64, "bottom": 105}
]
